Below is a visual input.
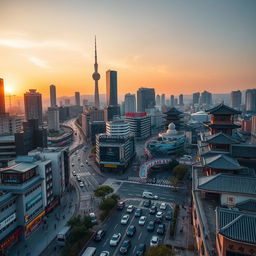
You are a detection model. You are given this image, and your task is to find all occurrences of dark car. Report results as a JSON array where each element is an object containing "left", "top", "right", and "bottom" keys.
[
  {"left": 94, "top": 229, "right": 105, "bottom": 241},
  {"left": 149, "top": 205, "right": 157, "bottom": 215},
  {"left": 135, "top": 208, "right": 142, "bottom": 217},
  {"left": 117, "top": 201, "right": 125, "bottom": 210},
  {"left": 154, "top": 216, "right": 163, "bottom": 224},
  {"left": 126, "top": 225, "right": 136, "bottom": 237},
  {"left": 165, "top": 210, "right": 172, "bottom": 220},
  {"left": 147, "top": 221, "right": 155, "bottom": 232},
  {"left": 136, "top": 243, "right": 146, "bottom": 256},
  {"left": 157, "top": 224, "right": 166, "bottom": 235},
  {"left": 143, "top": 199, "right": 151, "bottom": 208},
  {"left": 119, "top": 239, "right": 131, "bottom": 254}
]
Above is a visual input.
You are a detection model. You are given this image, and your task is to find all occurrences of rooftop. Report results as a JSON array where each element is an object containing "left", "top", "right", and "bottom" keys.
[
  {"left": 207, "top": 123, "right": 241, "bottom": 129},
  {"left": 204, "top": 132, "right": 239, "bottom": 144},
  {"left": 1, "top": 162, "right": 38, "bottom": 173},
  {"left": 236, "top": 199, "right": 256, "bottom": 213},
  {"left": 164, "top": 107, "right": 183, "bottom": 115},
  {"left": 198, "top": 173, "right": 256, "bottom": 195},
  {"left": 216, "top": 207, "right": 256, "bottom": 245},
  {"left": 231, "top": 144, "right": 256, "bottom": 158},
  {"left": 206, "top": 103, "right": 241, "bottom": 115},
  {"left": 203, "top": 154, "right": 243, "bottom": 170}
]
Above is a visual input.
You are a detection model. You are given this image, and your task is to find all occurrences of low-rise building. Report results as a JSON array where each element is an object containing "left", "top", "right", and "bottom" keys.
[{"left": 0, "top": 135, "right": 16, "bottom": 167}]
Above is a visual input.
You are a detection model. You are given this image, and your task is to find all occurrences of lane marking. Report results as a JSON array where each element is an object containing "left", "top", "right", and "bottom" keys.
[
  {"left": 133, "top": 246, "right": 137, "bottom": 254},
  {"left": 138, "top": 232, "right": 142, "bottom": 240},
  {"left": 114, "top": 224, "right": 118, "bottom": 230}
]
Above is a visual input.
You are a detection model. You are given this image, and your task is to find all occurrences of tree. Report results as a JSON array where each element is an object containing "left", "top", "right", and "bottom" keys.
[
  {"left": 99, "top": 197, "right": 116, "bottom": 211},
  {"left": 82, "top": 215, "right": 93, "bottom": 229},
  {"left": 145, "top": 245, "right": 173, "bottom": 256},
  {"left": 170, "top": 176, "right": 179, "bottom": 192},
  {"left": 69, "top": 226, "right": 89, "bottom": 243},
  {"left": 94, "top": 185, "right": 114, "bottom": 197},
  {"left": 168, "top": 159, "right": 179, "bottom": 171},
  {"left": 173, "top": 164, "right": 188, "bottom": 180},
  {"left": 67, "top": 215, "right": 82, "bottom": 228}
]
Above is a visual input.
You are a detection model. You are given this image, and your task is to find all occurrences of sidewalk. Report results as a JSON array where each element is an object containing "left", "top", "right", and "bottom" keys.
[{"left": 8, "top": 190, "right": 77, "bottom": 256}]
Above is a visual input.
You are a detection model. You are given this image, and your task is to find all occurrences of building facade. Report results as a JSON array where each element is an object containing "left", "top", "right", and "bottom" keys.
[
  {"left": 230, "top": 90, "right": 242, "bottom": 109},
  {"left": 124, "top": 93, "right": 136, "bottom": 113},
  {"left": 106, "top": 70, "right": 118, "bottom": 106},
  {"left": 137, "top": 88, "right": 155, "bottom": 112}
]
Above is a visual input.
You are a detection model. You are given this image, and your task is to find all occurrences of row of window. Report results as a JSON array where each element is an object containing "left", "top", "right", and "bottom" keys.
[
  {"left": 25, "top": 184, "right": 41, "bottom": 197},
  {"left": 0, "top": 212, "right": 16, "bottom": 234},
  {"left": 26, "top": 196, "right": 42, "bottom": 211},
  {"left": 0, "top": 200, "right": 16, "bottom": 212}
]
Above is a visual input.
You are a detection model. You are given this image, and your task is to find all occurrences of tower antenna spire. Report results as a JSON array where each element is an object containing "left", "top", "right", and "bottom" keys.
[{"left": 92, "top": 36, "right": 100, "bottom": 108}]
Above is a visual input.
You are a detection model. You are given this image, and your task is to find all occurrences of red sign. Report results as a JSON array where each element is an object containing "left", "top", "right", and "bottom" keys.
[
  {"left": 125, "top": 112, "right": 147, "bottom": 117},
  {"left": 0, "top": 227, "right": 23, "bottom": 249}
]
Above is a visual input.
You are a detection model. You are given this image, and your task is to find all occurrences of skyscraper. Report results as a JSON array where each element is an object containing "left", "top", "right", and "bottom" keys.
[
  {"left": 170, "top": 95, "right": 174, "bottom": 107},
  {"left": 124, "top": 93, "right": 136, "bottom": 113},
  {"left": 24, "top": 89, "right": 43, "bottom": 124},
  {"left": 193, "top": 92, "right": 200, "bottom": 105},
  {"left": 179, "top": 94, "right": 184, "bottom": 106},
  {"left": 0, "top": 78, "right": 6, "bottom": 115},
  {"left": 200, "top": 91, "right": 212, "bottom": 105},
  {"left": 137, "top": 88, "right": 155, "bottom": 112},
  {"left": 75, "top": 92, "right": 80, "bottom": 106},
  {"left": 106, "top": 70, "right": 118, "bottom": 106},
  {"left": 50, "top": 84, "right": 57, "bottom": 107},
  {"left": 245, "top": 89, "right": 256, "bottom": 112},
  {"left": 230, "top": 90, "right": 242, "bottom": 109},
  {"left": 161, "top": 94, "right": 166, "bottom": 106},
  {"left": 92, "top": 37, "right": 100, "bottom": 109},
  {"left": 156, "top": 95, "right": 160, "bottom": 106}
]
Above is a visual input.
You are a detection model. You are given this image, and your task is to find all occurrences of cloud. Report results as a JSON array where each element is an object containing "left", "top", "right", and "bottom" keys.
[{"left": 21, "top": 54, "right": 51, "bottom": 69}]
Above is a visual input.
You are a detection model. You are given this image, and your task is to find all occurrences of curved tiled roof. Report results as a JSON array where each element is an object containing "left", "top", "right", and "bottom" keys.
[
  {"left": 164, "top": 107, "right": 183, "bottom": 115},
  {"left": 206, "top": 103, "right": 241, "bottom": 115},
  {"left": 217, "top": 207, "right": 256, "bottom": 245},
  {"left": 204, "top": 132, "right": 239, "bottom": 144},
  {"left": 237, "top": 199, "right": 256, "bottom": 213}
]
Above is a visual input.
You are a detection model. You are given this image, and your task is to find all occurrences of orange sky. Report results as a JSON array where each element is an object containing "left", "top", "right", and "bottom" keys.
[{"left": 0, "top": 0, "right": 255, "bottom": 98}]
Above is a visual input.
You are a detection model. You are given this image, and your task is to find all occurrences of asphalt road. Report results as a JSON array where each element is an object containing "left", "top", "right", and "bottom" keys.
[
  {"left": 86, "top": 199, "right": 174, "bottom": 256},
  {"left": 116, "top": 182, "right": 189, "bottom": 206}
]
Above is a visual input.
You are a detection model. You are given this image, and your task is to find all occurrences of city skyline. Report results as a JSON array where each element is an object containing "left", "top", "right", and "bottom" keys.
[{"left": 0, "top": 0, "right": 255, "bottom": 97}]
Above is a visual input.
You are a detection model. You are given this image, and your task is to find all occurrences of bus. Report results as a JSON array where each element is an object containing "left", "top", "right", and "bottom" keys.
[{"left": 56, "top": 226, "right": 71, "bottom": 246}]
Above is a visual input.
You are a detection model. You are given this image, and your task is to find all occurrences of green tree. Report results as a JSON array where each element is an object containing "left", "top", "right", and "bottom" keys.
[
  {"left": 110, "top": 193, "right": 120, "bottom": 202},
  {"left": 173, "top": 164, "right": 188, "bottom": 180},
  {"left": 170, "top": 176, "right": 179, "bottom": 192},
  {"left": 82, "top": 215, "right": 93, "bottom": 229},
  {"left": 99, "top": 197, "right": 116, "bottom": 211},
  {"left": 168, "top": 159, "right": 179, "bottom": 171},
  {"left": 145, "top": 245, "right": 173, "bottom": 256},
  {"left": 94, "top": 185, "right": 114, "bottom": 197},
  {"left": 67, "top": 215, "right": 82, "bottom": 228}
]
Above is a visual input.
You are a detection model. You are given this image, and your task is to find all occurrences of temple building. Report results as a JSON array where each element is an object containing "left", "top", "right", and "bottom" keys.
[{"left": 164, "top": 107, "right": 184, "bottom": 130}]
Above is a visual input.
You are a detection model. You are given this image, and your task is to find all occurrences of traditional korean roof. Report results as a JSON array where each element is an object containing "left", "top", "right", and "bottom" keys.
[
  {"left": 203, "top": 154, "right": 243, "bottom": 170},
  {"left": 198, "top": 173, "right": 256, "bottom": 195},
  {"left": 216, "top": 207, "right": 256, "bottom": 245},
  {"left": 204, "top": 132, "right": 239, "bottom": 144},
  {"left": 206, "top": 103, "right": 241, "bottom": 115},
  {"left": 207, "top": 123, "right": 241, "bottom": 129},
  {"left": 231, "top": 144, "right": 256, "bottom": 159},
  {"left": 237, "top": 199, "right": 256, "bottom": 213},
  {"left": 164, "top": 107, "right": 183, "bottom": 116}
]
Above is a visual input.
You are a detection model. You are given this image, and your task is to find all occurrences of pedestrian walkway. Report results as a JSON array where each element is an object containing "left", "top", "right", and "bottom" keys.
[{"left": 8, "top": 190, "right": 77, "bottom": 256}]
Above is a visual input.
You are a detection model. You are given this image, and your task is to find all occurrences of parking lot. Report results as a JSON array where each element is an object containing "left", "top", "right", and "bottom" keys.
[{"left": 85, "top": 198, "right": 175, "bottom": 256}]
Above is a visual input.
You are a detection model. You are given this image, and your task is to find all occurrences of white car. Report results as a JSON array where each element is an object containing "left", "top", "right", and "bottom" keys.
[
  {"left": 156, "top": 211, "right": 163, "bottom": 218},
  {"left": 142, "top": 191, "right": 158, "bottom": 199},
  {"left": 109, "top": 233, "right": 121, "bottom": 246},
  {"left": 99, "top": 252, "right": 109, "bottom": 256},
  {"left": 150, "top": 236, "right": 159, "bottom": 247},
  {"left": 89, "top": 212, "right": 97, "bottom": 224},
  {"left": 126, "top": 205, "right": 134, "bottom": 213},
  {"left": 79, "top": 182, "right": 84, "bottom": 187},
  {"left": 72, "top": 171, "right": 76, "bottom": 176},
  {"left": 160, "top": 203, "right": 167, "bottom": 210},
  {"left": 138, "top": 216, "right": 146, "bottom": 225},
  {"left": 121, "top": 215, "right": 130, "bottom": 224},
  {"left": 181, "top": 155, "right": 192, "bottom": 160}
]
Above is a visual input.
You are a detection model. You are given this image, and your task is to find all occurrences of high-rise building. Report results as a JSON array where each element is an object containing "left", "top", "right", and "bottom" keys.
[
  {"left": 156, "top": 95, "right": 161, "bottom": 106},
  {"left": 200, "top": 90, "right": 212, "bottom": 105},
  {"left": 179, "top": 94, "right": 184, "bottom": 106},
  {"left": 245, "top": 89, "right": 256, "bottom": 112},
  {"left": 47, "top": 107, "right": 60, "bottom": 131},
  {"left": 92, "top": 37, "right": 100, "bottom": 109},
  {"left": 137, "top": 88, "right": 155, "bottom": 112},
  {"left": 75, "top": 91, "right": 80, "bottom": 106},
  {"left": 170, "top": 95, "right": 174, "bottom": 107},
  {"left": 64, "top": 99, "right": 70, "bottom": 106},
  {"left": 104, "top": 105, "right": 120, "bottom": 122},
  {"left": 0, "top": 78, "right": 6, "bottom": 114},
  {"left": 24, "top": 89, "right": 43, "bottom": 124},
  {"left": 192, "top": 92, "right": 200, "bottom": 105},
  {"left": 106, "top": 120, "right": 130, "bottom": 136},
  {"left": 50, "top": 84, "right": 57, "bottom": 107},
  {"left": 124, "top": 93, "right": 136, "bottom": 113},
  {"left": 230, "top": 90, "right": 242, "bottom": 109},
  {"left": 106, "top": 70, "right": 118, "bottom": 106},
  {"left": 161, "top": 94, "right": 166, "bottom": 106}
]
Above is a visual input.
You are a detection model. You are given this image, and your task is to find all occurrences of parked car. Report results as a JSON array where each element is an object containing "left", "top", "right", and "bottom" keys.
[
  {"left": 157, "top": 224, "right": 165, "bottom": 235},
  {"left": 89, "top": 212, "right": 97, "bottom": 224},
  {"left": 126, "top": 205, "right": 134, "bottom": 213},
  {"left": 150, "top": 236, "right": 159, "bottom": 247},
  {"left": 117, "top": 201, "right": 125, "bottom": 210},
  {"left": 94, "top": 230, "right": 105, "bottom": 241},
  {"left": 99, "top": 251, "right": 109, "bottom": 256},
  {"left": 109, "top": 233, "right": 121, "bottom": 246},
  {"left": 135, "top": 208, "right": 142, "bottom": 217},
  {"left": 160, "top": 203, "right": 167, "bottom": 210},
  {"left": 149, "top": 206, "right": 157, "bottom": 215},
  {"left": 139, "top": 216, "right": 146, "bottom": 226},
  {"left": 165, "top": 210, "right": 172, "bottom": 220},
  {"left": 119, "top": 240, "right": 131, "bottom": 254},
  {"left": 143, "top": 200, "right": 151, "bottom": 208},
  {"left": 121, "top": 215, "right": 130, "bottom": 225},
  {"left": 126, "top": 225, "right": 136, "bottom": 237},
  {"left": 136, "top": 243, "right": 146, "bottom": 256},
  {"left": 147, "top": 221, "right": 155, "bottom": 232}
]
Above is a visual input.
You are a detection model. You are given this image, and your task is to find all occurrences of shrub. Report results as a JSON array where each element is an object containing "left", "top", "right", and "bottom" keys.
[
  {"left": 94, "top": 185, "right": 114, "bottom": 197},
  {"left": 99, "top": 197, "right": 116, "bottom": 211},
  {"left": 168, "top": 159, "right": 179, "bottom": 171},
  {"left": 173, "top": 164, "right": 188, "bottom": 180}
]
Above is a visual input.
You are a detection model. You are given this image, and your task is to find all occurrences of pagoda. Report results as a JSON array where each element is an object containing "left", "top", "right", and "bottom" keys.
[{"left": 164, "top": 107, "right": 183, "bottom": 130}]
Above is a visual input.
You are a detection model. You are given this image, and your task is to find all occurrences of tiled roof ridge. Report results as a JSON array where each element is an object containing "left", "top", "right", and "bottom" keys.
[{"left": 220, "top": 214, "right": 243, "bottom": 232}]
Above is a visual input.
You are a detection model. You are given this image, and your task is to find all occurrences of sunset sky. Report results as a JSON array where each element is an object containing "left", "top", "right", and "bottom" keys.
[{"left": 0, "top": 0, "right": 255, "bottom": 98}]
